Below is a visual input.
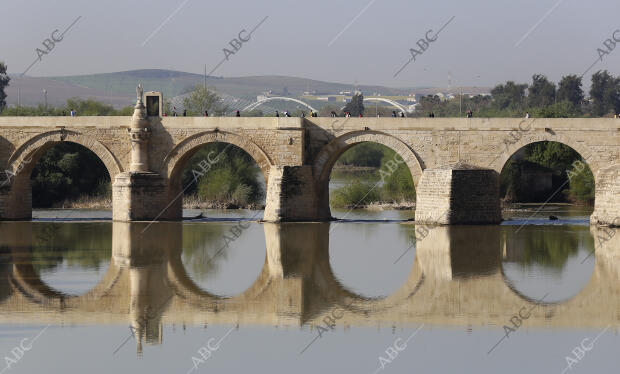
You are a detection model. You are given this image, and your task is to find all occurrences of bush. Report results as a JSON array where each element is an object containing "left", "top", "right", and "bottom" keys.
[
  {"left": 31, "top": 143, "right": 110, "bottom": 207},
  {"left": 189, "top": 143, "right": 264, "bottom": 206},
  {"left": 330, "top": 180, "right": 380, "bottom": 208},
  {"left": 568, "top": 167, "right": 594, "bottom": 204},
  {"left": 380, "top": 163, "right": 416, "bottom": 202},
  {"left": 337, "top": 143, "right": 386, "bottom": 167}
]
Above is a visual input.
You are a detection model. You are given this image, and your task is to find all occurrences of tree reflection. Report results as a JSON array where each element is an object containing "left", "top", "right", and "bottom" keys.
[
  {"left": 501, "top": 226, "right": 594, "bottom": 269},
  {"left": 31, "top": 222, "right": 112, "bottom": 271},
  {"left": 181, "top": 223, "right": 230, "bottom": 279}
]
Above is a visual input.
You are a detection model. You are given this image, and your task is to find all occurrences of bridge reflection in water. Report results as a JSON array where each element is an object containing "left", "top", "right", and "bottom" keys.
[{"left": 0, "top": 221, "right": 617, "bottom": 354}]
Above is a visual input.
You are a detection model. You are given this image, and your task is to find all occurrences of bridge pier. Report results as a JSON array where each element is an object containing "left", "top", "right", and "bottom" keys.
[
  {"left": 591, "top": 164, "right": 620, "bottom": 227},
  {"left": 0, "top": 179, "right": 32, "bottom": 221},
  {"left": 415, "top": 163, "right": 502, "bottom": 225},
  {"left": 112, "top": 173, "right": 170, "bottom": 221},
  {"left": 264, "top": 166, "right": 329, "bottom": 222}
]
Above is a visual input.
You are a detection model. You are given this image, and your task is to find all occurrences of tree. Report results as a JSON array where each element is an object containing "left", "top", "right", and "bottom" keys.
[
  {"left": 590, "top": 70, "right": 620, "bottom": 116},
  {"left": 31, "top": 143, "right": 110, "bottom": 207},
  {"left": 342, "top": 93, "right": 364, "bottom": 116},
  {"left": 491, "top": 81, "right": 527, "bottom": 110},
  {"left": 528, "top": 74, "right": 556, "bottom": 108},
  {"left": 533, "top": 100, "right": 579, "bottom": 118},
  {"left": 182, "top": 85, "right": 227, "bottom": 116},
  {"left": 65, "top": 98, "right": 117, "bottom": 115},
  {"left": 0, "top": 62, "right": 10, "bottom": 112},
  {"left": 557, "top": 75, "right": 584, "bottom": 109},
  {"left": 525, "top": 141, "right": 580, "bottom": 172}
]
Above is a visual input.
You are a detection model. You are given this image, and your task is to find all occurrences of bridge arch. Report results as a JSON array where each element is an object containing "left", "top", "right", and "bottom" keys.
[
  {"left": 162, "top": 130, "right": 274, "bottom": 184},
  {"left": 313, "top": 130, "right": 424, "bottom": 189},
  {"left": 495, "top": 135, "right": 598, "bottom": 210},
  {"left": 492, "top": 132, "right": 597, "bottom": 177},
  {"left": 241, "top": 97, "right": 317, "bottom": 113},
  {"left": 2, "top": 130, "right": 122, "bottom": 219},
  {"left": 7, "top": 129, "right": 122, "bottom": 179}
]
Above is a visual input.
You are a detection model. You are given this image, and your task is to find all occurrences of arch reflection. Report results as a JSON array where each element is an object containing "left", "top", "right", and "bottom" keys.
[
  {"left": 500, "top": 225, "right": 596, "bottom": 304},
  {"left": 0, "top": 220, "right": 616, "bottom": 355}
]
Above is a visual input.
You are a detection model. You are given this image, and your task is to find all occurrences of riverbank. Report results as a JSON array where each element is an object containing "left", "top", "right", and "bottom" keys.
[
  {"left": 182, "top": 195, "right": 265, "bottom": 210},
  {"left": 51, "top": 195, "right": 112, "bottom": 209},
  {"left": 338, "top": 201, "right": 416, "bottom": 210},
  {"left": 332, "top": 165, "right": 378, "bottom": 172},
  {"left": 44, "top": 196, "right": 591, "bottom": 213}
]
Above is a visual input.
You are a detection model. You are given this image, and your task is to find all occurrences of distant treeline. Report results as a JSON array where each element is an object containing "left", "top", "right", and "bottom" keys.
[
  {"left": 0, "top": 98, "right": 134, "bottom": 116},
  {"left": 412, "top": 71, "right": 620, "bottom": 118}
]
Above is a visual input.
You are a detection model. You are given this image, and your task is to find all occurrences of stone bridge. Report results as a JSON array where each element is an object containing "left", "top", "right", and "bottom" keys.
[
  {"left": 0, "top": 92, "right": 618, "bottom": 224},
  {"left": 0, "top": 222, "right": 618, "bottom": 354}
]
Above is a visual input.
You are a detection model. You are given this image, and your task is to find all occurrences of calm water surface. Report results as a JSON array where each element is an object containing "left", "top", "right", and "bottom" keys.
[{"left": 0, "top": 205, "right": 618, "bottom": 374}]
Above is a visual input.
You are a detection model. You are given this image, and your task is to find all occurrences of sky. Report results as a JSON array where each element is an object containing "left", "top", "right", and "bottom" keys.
[{"left": 1, "top": 0, "right": 620, "bottom": 88}]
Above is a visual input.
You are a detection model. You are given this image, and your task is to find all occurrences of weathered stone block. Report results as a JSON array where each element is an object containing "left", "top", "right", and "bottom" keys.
[
  {"left": 264, "top": 166, "right": 328, "bottom": 222},
  {"left": 0, "top": 180, "right": 32, "bottom": 221},
  {"left": 415, "top": 163, "right": 502, "bottom": 224},
  {"left": 591, "top": 164, "right": 620, "bottom": 226},
  {"left": 112, "top": 172, "right": 169, "bottom": 221}
]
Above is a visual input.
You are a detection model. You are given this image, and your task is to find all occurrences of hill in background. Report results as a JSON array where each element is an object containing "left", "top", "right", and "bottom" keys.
[{"left": 6, "top": 69, "right": 490, "bottom": 109}]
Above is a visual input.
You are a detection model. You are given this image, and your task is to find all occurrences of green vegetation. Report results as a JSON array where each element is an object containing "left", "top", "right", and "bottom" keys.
[
  {"left": 338, "top": 143, "right": 386, "bottom": 167},
  {"left": 500, "top": 141, "right": 594, "bottom": 205},
  {"left": 31, "top": 222, "right": 112, "bottom": 271},
  {"left": 330, "top": 144, "right": 416, "bottom": 208},
  {"left": 589, "top": 70, "right": 620, "bottom": 116},
  {"left": 31, "top": 142, "right": 111, "bottom": 207},
  {"left": 380, "top": 154, "right": 416, "bottom": 202},
  {"left": 0, "top": 62, "right": 9, "bottom": 112},
  {"left": 330, "top": 180, "right": 381, "bottom": 208},
  {"left": 181, "top": 143, "right": 264, "bottom": 207},
  {"left": 1, "top": 98, "right": 133, "bottom": 116},
  {"left": 502, "top": 225, "right": 592, "bottom": 269},
  {"left": 415, "top": 71, "right": 620, "bottom": 118},
  {"left": 342, "top": 93, "right": 364, "bottom": 116},
  {"left": 180, "top": 85, "right": 228, "bottom": 116}
]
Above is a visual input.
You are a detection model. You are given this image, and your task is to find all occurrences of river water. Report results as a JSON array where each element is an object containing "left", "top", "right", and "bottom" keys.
[{"left": 0, "top": 198, "right": 618, "bottom": 373}]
